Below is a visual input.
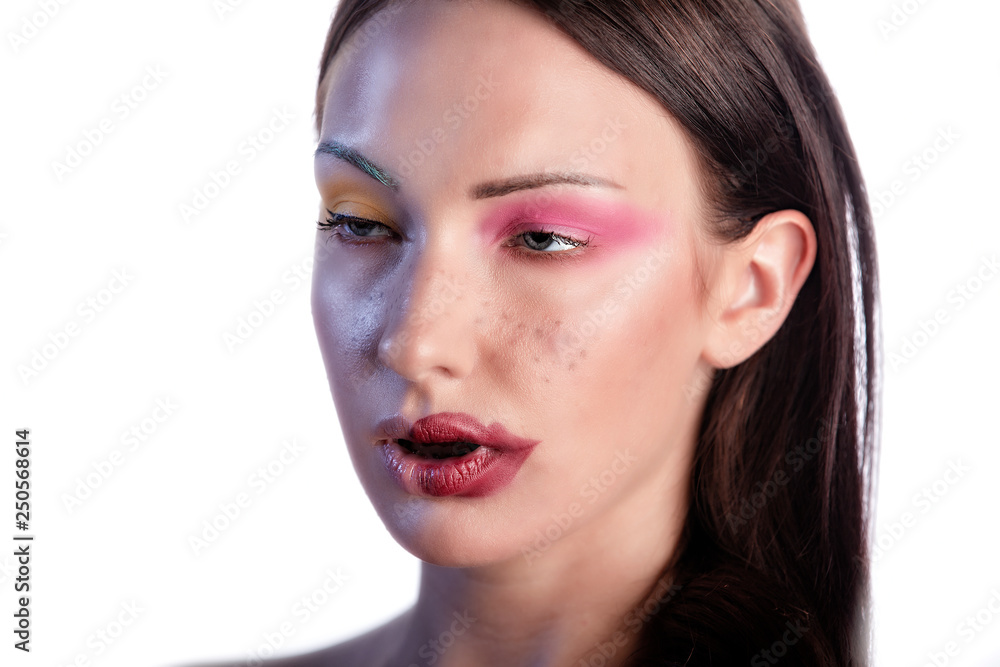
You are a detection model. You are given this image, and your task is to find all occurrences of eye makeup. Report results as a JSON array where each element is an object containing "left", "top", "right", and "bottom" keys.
[
  {"left": 478, "top": 191, "right": 666, "bottom": 255},
  {"left": 316, "top": 190, "right": 669, "bottom": 265}
]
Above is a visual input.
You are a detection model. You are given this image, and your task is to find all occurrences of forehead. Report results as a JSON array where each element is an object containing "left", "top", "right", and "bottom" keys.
[
  {"left": 316, "top": 0, "right": 698, "bottom": 211},
  {"left": 319, "top": 0, "right": 618, "bottom": 125}
]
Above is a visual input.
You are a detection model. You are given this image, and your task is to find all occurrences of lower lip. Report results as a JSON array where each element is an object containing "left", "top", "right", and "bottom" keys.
[{"left": 378, "top": 440, "right": 536, "bottom": 497}]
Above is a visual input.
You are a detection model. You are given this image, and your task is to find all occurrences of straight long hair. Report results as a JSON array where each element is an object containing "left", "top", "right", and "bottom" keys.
[{"left": 315, "top": 1, "right": 880, "bottom": 664}]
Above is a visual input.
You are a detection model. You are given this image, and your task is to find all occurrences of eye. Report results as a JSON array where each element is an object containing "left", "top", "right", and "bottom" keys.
[
  {"left": 507, "top": 228, "right": 591, "bottom": 258},
  {"left": 318, "top": 211, "right": 394, "bottom": 242},
  {"left": 318, "top": 212, "right": 592, "bottom": 260}
]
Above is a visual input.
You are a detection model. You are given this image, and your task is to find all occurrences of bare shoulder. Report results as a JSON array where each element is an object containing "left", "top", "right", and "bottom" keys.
[{"left": 180, "top": 609, "right": 413, "bottom": 667}]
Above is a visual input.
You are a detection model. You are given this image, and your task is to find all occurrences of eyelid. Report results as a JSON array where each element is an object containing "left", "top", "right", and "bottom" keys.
[
  {"left": 325, "top": 208, "right": 383, "bottom": 225},
  {"left": 320, "top": 187, "right": 404, "bottom": 227},
  {"left": 502, "top": 219, "right": 590, "bottom": 242}
]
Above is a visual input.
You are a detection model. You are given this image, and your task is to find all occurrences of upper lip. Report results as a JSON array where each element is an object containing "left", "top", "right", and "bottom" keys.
[{"left": 375, "top": 412, "right": 539, "bottom": 452}]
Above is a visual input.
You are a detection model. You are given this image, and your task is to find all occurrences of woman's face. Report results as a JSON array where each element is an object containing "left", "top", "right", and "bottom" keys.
[{"left": 313, "top": 0, "right": 723, "bottom": 566}]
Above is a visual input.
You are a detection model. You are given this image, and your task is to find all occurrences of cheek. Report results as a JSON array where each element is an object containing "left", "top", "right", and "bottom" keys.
[
  {"left": 504, "top": 241, "right": 704, "bottom": 435},
  {"left": 520, "top": 247, "right": 703, "bottom": 507},
  {"left": 311, "top": 246, "right": 384, "bottom": 390},
  {"left": 543, "top": 243, "right": 695, "bottom": 368}
]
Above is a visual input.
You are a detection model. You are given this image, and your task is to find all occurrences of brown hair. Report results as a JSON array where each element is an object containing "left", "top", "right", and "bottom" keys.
[{"left": 315, "top": 1, "right": 880, "bottom": 664}]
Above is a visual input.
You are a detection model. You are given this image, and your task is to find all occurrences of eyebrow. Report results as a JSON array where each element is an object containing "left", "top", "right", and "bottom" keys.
[
  {"left": 315, "top": 140, "right": 399, "bottom": 191},
  {"left": 315, "top": 139, "right": 622, "bottom": 199}
]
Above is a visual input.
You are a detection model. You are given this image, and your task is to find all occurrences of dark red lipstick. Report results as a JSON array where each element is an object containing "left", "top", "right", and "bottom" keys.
[{"left": 375, "top": 412, "right": 540, "bottom": 497}]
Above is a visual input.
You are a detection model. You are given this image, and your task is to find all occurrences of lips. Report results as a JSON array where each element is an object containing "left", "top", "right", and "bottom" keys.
[{"left": 374, "top": 412, "right": 540, "bottom": 497}]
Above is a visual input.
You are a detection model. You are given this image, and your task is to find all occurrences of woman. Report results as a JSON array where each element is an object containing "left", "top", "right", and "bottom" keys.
[{"left": 299, "top": 0, "right": 877, "bottom": 664}]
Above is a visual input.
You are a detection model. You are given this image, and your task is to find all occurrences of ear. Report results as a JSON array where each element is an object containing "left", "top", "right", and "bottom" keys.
[{"left": 701, "top": 210, "right": 817, "bottom": 369}]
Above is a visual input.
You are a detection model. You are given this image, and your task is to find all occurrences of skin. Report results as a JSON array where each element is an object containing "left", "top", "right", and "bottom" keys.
[{"left": 297, "top": 1, "right": 816, "bottom": 665}]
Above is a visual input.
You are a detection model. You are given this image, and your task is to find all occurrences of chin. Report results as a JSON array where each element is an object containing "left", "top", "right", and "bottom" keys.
[
  {"left": 368, "top": 489, "right": 528, "bottom": 568},
  {"left": 396, "top": 532, "right": 508, "bottom": 568}
]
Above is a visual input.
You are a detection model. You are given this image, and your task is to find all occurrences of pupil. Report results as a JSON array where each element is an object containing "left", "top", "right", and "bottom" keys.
[
  {"left": 525, "top": 231, "right": 553, "bottom": 250},
  {"left": 349, "top": 220, "right": 376, "bottom": 235}
]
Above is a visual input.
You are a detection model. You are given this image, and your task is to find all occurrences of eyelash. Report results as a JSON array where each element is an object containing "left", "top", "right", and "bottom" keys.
[{"left": 317, "top": 212, "right": 592, "bottom": 261}]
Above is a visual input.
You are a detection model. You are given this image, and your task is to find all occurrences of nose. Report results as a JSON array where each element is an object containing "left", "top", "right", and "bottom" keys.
[{"left": 377, "top": 248, "right": 476, "bottom": 383}]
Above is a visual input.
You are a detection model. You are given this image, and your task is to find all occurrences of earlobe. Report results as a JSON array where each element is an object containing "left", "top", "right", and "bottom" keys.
[{"left": 701, "top": 210, "right": 817, "bottom": 369}]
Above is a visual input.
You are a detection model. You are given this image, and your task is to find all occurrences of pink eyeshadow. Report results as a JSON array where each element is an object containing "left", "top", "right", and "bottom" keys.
[{"left": 477, "top": 191, "right": 667, "bottom": 249}]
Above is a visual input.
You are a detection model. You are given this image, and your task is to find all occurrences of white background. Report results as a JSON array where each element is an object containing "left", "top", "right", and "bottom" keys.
[{"left": 1, "top": 1, "right": 997, "bottom": 665}]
